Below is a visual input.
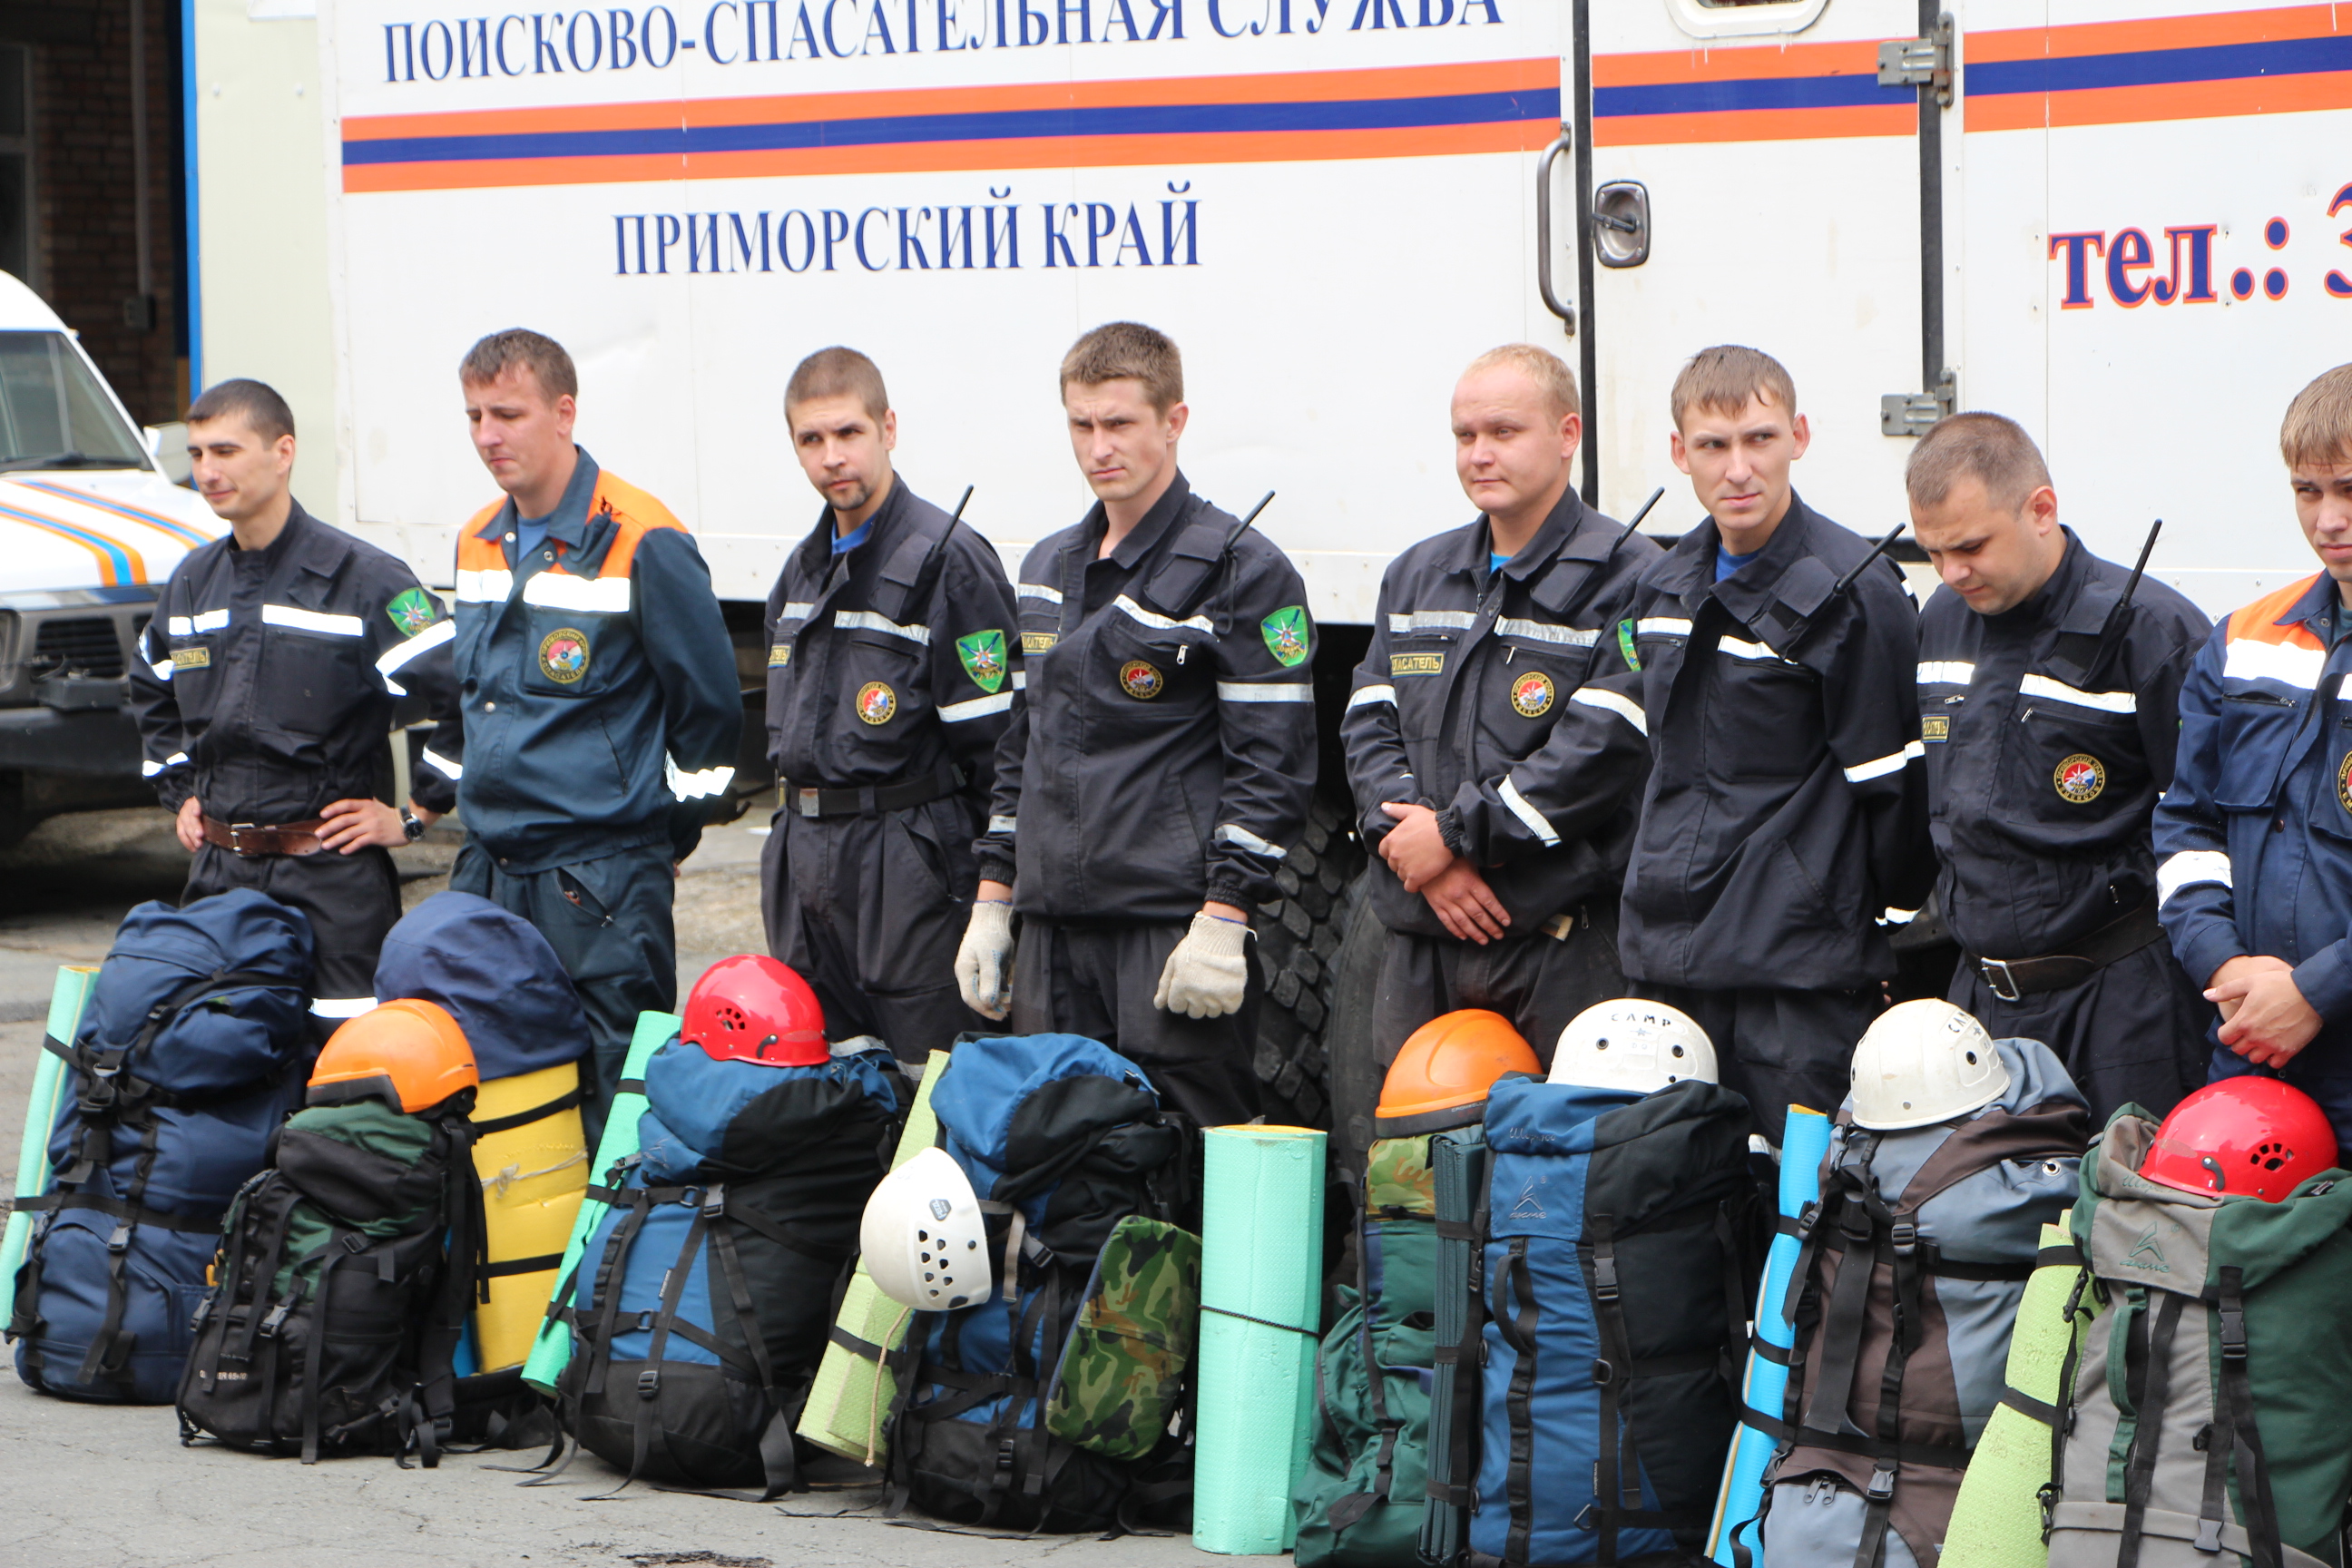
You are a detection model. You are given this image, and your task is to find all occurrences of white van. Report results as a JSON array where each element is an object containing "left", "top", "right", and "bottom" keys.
[{"left": 0, "top": 272, "right": 223, "bottom": 844}]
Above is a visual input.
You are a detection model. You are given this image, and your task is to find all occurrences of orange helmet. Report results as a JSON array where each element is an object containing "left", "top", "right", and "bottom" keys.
[
  {"left": 1376, "top": 1009, "right": 1540, "bottom": 1137},
  {"left": 308, "top": 999, "right": 480, "bottom": 1114},
  {"left": 2140, "top": 1077, "right": 2338, "bottom": 1204}
]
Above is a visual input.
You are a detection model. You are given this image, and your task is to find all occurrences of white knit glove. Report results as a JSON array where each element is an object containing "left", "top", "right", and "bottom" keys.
[
  {"left": 1153, "top": 911, "right": 1251, "bottom": 1020},
  {"left": 956, "top": 899, "right": 1016, "bottom": 1020}
]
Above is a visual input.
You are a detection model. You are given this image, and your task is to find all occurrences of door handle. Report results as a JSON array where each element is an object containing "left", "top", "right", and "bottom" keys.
[{"left": 1535, "top": 122, "right": 1576, "bottom": 336}]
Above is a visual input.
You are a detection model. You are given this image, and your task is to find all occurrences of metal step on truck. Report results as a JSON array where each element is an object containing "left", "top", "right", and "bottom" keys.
[
  {"left": 0, "top": 270, "right": 220, "bottom": 847},
  {"left": 188, "top": 0, "right": 2349, "bottom": 1148}
]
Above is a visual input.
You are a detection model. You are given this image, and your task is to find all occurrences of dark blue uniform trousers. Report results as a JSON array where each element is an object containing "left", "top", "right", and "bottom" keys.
[{"left": 451, "top": 838, "right": 675, "bottom": 1151}]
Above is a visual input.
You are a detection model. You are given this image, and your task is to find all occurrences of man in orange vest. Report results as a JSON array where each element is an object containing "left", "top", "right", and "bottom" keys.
[
  {"left": 2156, "top": 362, "right": 2352, "bottom": 1152},
  {"left": 426, "top": 329, "right": 740, "bottom": 1142}
]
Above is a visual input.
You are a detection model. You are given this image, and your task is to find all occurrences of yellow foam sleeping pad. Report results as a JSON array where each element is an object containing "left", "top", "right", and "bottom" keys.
[{"left": 470, "top": 1061, "right": 592, "bottom": 1374}]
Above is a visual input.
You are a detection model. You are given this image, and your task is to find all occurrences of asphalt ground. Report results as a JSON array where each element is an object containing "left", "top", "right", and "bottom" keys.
[{"left": 0, "top": 808, "right": 1222, "bottom": 1567}]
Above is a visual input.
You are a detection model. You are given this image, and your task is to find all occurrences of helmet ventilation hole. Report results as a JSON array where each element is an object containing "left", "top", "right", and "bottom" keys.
[
  {"left": 1965, "top": 1051, "right": 1978, "bottom": 1065},
  {"left": 2253, "top": 1140, "right": 2293, "bottom": 1171},
  {"left": 1595, "top": 1037, "right": 1610, "bottom": 1051},
  {"left": 1671, "top": 1044, "right": 1685, "bottom": 1058}
]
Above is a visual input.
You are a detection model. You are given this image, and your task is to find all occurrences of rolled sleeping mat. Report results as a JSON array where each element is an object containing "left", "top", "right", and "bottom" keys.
[
  {"left": 1709, "top": 1104, "right": 1836, "bottom": 1567},
  {"left": 1194, "top": 1123, "right": 1328, "bottom": 1556},
  {"left": 469, "top": 1059, "right": 592, "bottom": 1373},
  {"left": 797, "top": 1046, "right": 952, "bottom": 1465},
  {"left": 1939, "top": 1218, "right": 2096, "bottom": 1568},
  {"left": 0, "top": 966, "right": 95, "bottom": 1328},
  {"left": 1420, "top": 1125, "right": 1489, "bottom": 1568},
  {"left": 519, "top": 1009, "right": 679, "bottom": 1394}
]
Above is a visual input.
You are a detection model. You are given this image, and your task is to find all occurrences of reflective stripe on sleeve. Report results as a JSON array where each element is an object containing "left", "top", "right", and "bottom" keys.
[
  {"left": 1213, "top": 823, "right": 1286, "bottom": 859},
  {"left": 521, "top": 571, "right": 632, "bottom": 614},
  {"left": 1569, "top": 688, "right": 1647, "bottom": 736},
  {"left": 1113, "top": 595, "right": 1213, "bottom": 633},
  {"left": 1387, "top": 610, "right": 1475, "bottom": 635},
  {"left": 665, "top": 757, "right": 736, "bottom": 800},
  {"left": 1217, "top": 681, "right": 1312, "bottom": 702},
  {"left": 940, "top": 690, "right": 1014, "bottom": 721},
  {"left": 2222, "top": 638, "right": 2325, "bottom": 690},
  {"left": 1012, "top": 671, "right": 1027, "bottom": 690},
  {"left": 1916, "top": 661, "right": 1975, "bottom": 685},
  {"left": 778, "top": 600, "right": 816, "bottom": 621},
  {"left": 1719, "top": 637, "right": 1790, "bottom": 662},
  {"left": 1347, "top": 683, "right": 1397, "bottom": 710},
  {"left": 988, "top": 815, "right": 1018, "bottom": 836},
  {"left": 1494, "top": 617, "right": 1597, "bottom": 647},
  {"left": 2158, "top": 849, "right": 2233, "bottom": 906},
  {"left": 834, "top": 608, "right": 932, "bottom": 646},
  {"left": 375, "top": 618, "right": 456, "bottom": 694},
  {"left": 1018, "top": 583, "right": 1062, "bottom": 603},
  {"left": 1636, "top": 616, "right": 1691, "bottom": 636},
  {"left": 148, "top": 659, "right": 172, "bottom": 681},
  {"left": 421, "top": 748, "right": 463, "bottom": 781},
  {"left": 1498, "top": 775, "right": 1561, "bottom": 848},
  {"left": 261, "top": 604, "right": 364, "bottom": 636},
  {"left": 2020, "top": 672, "right": 2136, "bottom": 714},
  {"left": 455, "top": 568, "right": 513, "bottom": 603},
  {"left": 1842, "top": 740, "right": 1926, "bottom": 784},
  {"left": 166, "top": 615, "right": 192, "bottom": 636},
  {"left": 309, "top": 996, "right": 377, "bottom": 1019},
  {"left": 140, "top": 759, "right": 162, "bottom": 777}
]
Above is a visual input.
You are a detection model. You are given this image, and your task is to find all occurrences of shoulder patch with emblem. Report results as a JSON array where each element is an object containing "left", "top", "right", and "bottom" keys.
[
  {"left": 2338, "top": 753, "right": 2352, "bottom": 816},
  {"left": 1617, "top": 619, "right": 1642, "bottom": 672},
  {"left": 957, "top": 629, "right": 1008, "bottom": 693},
  {"left": 1509, "top": 670, "right": 1556, "bottom": 718},
  {"left": 1119, "top": 659, "right": 1164, "bottom": 700},
  {"left": 538, "top": 627, "right": 591, "bottom": 685},
  {"left": 2053, "top": 753, "right": 2105, "bottom": 804},
  {"left": 387, "top": 587, "right": 439, "bottom": 637},
  {"left": 1260, "top": 605, "right": 1310, "bottom": 669},
  {"left": 857, "top": 681, "right": 897, "bottom": 724}
]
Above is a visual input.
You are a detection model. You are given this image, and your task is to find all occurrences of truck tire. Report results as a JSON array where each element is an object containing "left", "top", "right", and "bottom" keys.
[{"left": 1249, "top": 793, "right": 1369, "bottom": 1131}]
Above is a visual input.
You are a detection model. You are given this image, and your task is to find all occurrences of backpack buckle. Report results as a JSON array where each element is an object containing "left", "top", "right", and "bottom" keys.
[
  {"left": 1592, "top": 1255, "right": 1621, "bottom": 1302},
  {"left": 2219, "top": 1305, "right": 2249, "bottom": 1363},
  {"left": 1592, "top": 1358, "right": 1615, "bottom": 1386},
  {"left": 1794, "top": 1200, "right": 1821, "bottom": 1240},
  {"left": 259, "top": 1303, "right": 291, "bottom": 1338},
  {"left": 2196, "top": 1515, "right": 2223, "bottom": 1553},
  {"left": 1890, "top": 1221, "right": 1918, "bottom": 1258},
  {"left": 702, "top": 1185, "right": 727, "bottom": 1220},
  {"left": 636, "top": 1368, "right": 661, "bottom": 1399},
  {"left": 1866, "top": 1465, "right": 1896, "bottom": 1502},
  {"left": 2036, "top": 1484, "right": 2059, "bottom": 1541},
  {"left": 1573, "top": 1504, "right": 1600, "bottom": 1533},
  {"left": 106, "top": 1222, "right": 132, "bottom": 1254}
]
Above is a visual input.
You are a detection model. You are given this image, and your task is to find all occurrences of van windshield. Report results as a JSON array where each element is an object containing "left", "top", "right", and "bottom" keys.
[{"left": 0, "top": 331, "right": 149, "bottom": 470}]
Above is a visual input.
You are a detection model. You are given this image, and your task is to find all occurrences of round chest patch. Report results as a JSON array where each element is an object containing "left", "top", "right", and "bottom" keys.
[
  {"left": 2053, "top": 753, "right": 2106, "bottom": 805},
  {"left": 1509, "top": 670, "right": 1556, "bottom": 718},
  {"left": 856, "top": 681, "right": 897, "bottom": 725},
  {"left": 1119, "top": 659, "right": 1164, "bottom": 701},
  {"left": 537, "top": 627, "right": 590, "bottom": 685}
]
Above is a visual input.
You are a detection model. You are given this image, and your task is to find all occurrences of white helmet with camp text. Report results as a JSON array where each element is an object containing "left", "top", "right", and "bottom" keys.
[
  {"left": 1848, "top": 999, "right": 2009, "bottom": 1131},
  {"left": 860, "top": 1146, "right": 992, "bottom": 1312},
  {"left": 1549, "top": 1000, "right": 1718, "bottom": 1095}
]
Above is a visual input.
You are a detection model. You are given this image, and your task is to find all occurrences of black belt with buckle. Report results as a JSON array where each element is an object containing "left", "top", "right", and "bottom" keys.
[
  {"left": 1972, "top": 900, "right": 2166, "bottom": 1003},
  {"left": 779, "top": 763, "right": 964, "bottom": 819}
]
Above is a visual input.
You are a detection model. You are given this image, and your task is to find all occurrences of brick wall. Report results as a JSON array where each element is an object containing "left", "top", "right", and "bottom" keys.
[{"left": 24, "top": 0, "right": 184, "bottom": 427}]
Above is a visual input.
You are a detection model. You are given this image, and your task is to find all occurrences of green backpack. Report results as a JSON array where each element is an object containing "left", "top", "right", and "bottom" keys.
[
  {"left": 2046, "top": 1106, "right": 2352, "bottom": 1568},
  {"left": 1292, "top": 1134, "right": 1441, "bottom": 1565}
]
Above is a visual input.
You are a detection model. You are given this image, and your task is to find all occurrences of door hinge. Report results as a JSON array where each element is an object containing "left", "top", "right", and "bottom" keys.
[
  {"left": 1877, "top": 14, "right": 1955, "bottom": 107},
  {"left": 1881, "top": 369, "right": 1957, "bottom": 437}
]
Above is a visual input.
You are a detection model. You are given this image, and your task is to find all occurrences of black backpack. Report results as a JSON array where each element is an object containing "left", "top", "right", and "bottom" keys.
[{"left": 174, "top": 1096, "right": 484, "bottom": 1464}]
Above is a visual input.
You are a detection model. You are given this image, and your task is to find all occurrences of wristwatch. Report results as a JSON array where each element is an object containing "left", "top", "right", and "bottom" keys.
[{"left": 399, "top": 808, "right": 426, "bottom": 843}]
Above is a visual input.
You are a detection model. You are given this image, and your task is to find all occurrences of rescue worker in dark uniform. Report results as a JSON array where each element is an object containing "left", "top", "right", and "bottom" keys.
[
  {"left": 1342, "top": 344, "right": 1656, "bottom": 1078},
  {"left": 2157, "top": 362, "right": 2352, "bottom": 1151},
  {"left": 131, "top": 377, "right": 461, "bottom": 1022},
  {"left": 1908, "top": 412, "right": 2212, "bottom": 1125},
  {"left": 429, "top": 330, "right": 741, "bottom": 1145},
  {"left": 760, "top": 347, "right": 1020, "bottom": 1063},
  {"left": 956, "top": 322, "right": 1318, "bottom": 1130},
  {"left": 1587, "top": 346, "right": 1933, "bottom": 1143}
]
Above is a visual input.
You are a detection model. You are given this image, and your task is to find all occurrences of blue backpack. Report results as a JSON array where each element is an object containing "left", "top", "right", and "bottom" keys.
[
  {"left": 887, "top": 1034, "right": 1191, "bottom": 1534},
  {"left": 1436, "top": 1074, "right": 1760, "bottom": 1567},
  {"left": 9, "top": 891, "right": 314, "bottom": 1402},
  {"left": 553, "top": 1038, "right": 902, "bottom": 1495}
]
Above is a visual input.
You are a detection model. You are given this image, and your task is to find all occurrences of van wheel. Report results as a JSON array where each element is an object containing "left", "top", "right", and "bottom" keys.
[{"left": 1250, "top": 794, "right": 1369, "bottom": 1131}]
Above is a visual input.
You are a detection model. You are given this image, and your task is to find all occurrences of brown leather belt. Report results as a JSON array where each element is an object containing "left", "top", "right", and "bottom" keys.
[
  {"left": 1971, "top": 900, "right": 2165, "bottom": 1003},
  {"left": 201, "top": 815, "right": 328, "bottom": 858}
]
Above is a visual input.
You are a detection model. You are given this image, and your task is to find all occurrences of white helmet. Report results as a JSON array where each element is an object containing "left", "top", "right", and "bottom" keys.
[
  {"left": 860, "top": 1147, "right": 992, "bottom": 1312},
  {"left": 1550, "top": 1001, "right": 1718, "bottom": 1094},
  {"left": 1848, "top": 999, "right": 2009, "bottom": 1131}
]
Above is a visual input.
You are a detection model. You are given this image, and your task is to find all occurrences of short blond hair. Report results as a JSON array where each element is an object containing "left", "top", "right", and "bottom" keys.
[
  {"left": 1907, "top": 412, "right": 2053, "bottom": 515},
  {"left": 1061, "top": 321, "right": 1182, "bottom": 414},
  {"left": 1462, "top": 344, "right": 1581, "bottom": 419},
  {"left": 2282, "top": 364, "right": 2352, "bottom": 470},
  {"left": 1670, "top": 345, "right": 1798, "bottom": 429}
]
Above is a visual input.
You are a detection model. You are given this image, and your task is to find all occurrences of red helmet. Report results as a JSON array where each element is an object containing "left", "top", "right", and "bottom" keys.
[
  {"left": 681, "top": 956, "right": 827, "bottom": 1066},
  {"left": 2140, "top": 1078, "right": 2339, "bottom": 1204}
]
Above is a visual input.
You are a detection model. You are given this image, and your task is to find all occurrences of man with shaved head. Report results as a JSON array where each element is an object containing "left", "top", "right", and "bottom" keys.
[{"left": 1909, "top": 410, "right": 2210, "bottom": 1124}]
